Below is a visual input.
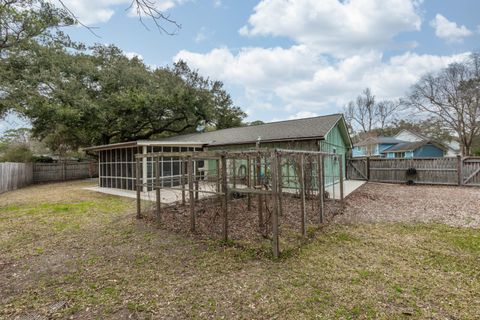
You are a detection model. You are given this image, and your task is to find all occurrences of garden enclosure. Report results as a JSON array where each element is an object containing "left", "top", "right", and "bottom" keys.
[{"left": 135, "top": 149, "right": 345, "bottom": 258}]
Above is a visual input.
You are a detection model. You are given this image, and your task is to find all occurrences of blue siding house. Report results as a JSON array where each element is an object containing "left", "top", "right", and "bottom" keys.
[{"left": 353, "top": 130, "right": 447, "bottom": 158}]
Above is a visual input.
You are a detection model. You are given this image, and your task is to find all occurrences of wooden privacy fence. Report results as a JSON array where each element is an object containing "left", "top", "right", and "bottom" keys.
[
  {"left": 33, "top": 162, "right": 98, "bottom": 183},
  {"left": 0, "top": 161, "right": 98, "bottom": 194},
  {"left": 347, "top": 156, "right": 480, "bottom": 187},
  {"left": 0, "top": 162, "right": 33, "bottom": 194}
]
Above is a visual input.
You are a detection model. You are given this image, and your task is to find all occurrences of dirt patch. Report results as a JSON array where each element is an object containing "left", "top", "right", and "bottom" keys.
[{"left": 336, "top": 182, "right": 480, "bottom": 228}]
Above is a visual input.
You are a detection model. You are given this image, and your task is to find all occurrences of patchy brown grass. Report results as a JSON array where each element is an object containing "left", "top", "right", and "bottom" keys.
[{"left": 1, "top": 180, "right": 479, "bottom": 319}]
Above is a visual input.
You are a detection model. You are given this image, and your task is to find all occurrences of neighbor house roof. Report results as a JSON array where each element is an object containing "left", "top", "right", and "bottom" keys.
[
  {"left": 355, "top": 136, "right": 403, "bottom": 147},
  {"left": 159, "top": 113, "right": 345, "bottom": 147},
  {"left": 381, "top": 140, "right": 447, "bottom": 153}
]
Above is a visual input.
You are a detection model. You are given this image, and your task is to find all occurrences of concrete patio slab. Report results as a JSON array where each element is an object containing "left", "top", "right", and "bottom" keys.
[{"left": 84, "top": 179, "right": 366, "bottom": 203}]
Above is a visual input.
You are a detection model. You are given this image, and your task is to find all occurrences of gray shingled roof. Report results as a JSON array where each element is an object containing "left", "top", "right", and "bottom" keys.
[
  {"left": 381, "top": 141, "right": 430, "bottom": 152},
  {"left": 159, "top": 113, "right": 344, "bottom": 146},
  {"left": 355, "top": 136, "right": 403, "bottom": 146}
]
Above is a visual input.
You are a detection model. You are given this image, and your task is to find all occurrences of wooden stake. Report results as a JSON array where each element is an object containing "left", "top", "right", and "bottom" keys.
[
  {"left": 232, "top": 159, "right": 236, "bottom": 188},
  {"left": 271, "top": 153, "right": 280, "bottom": 259},
  {"left": 181, "top": 159, "right": 186, "bottom": 206},
  {"left": 135, "top": 158, "right": 141, "bottom": 219},
  {"left": 221, "top": 155, "right": 228, "bottom": 242},
  {"left": 188, "top": 157, "right": 195, "bottom": 232},
  {"left": 300, "top": 154, "right": 306, "bottom": 237},
  {"left": 155, "top": 156, "right": 161, "bottom": 224},
  {"left": 339, "top": 155, "right": 344, "bottom": 203},
  {"left": 317, "top": 154, "right": 325, "bottom": 224},
  {"left": 256, "top": 156, "right": 263, "bottom": 231},
  {"left": 194, "top": 161, "right": 199, "bottom": 200},
  {"left": 247, "top": 156, "right": 252, "bottom": 211},
  {"left": 216, "top": 159, "right": 220, "bottom": 192},
  {"left": 277, "top": 155, "right": 283, "bottom": 216}
]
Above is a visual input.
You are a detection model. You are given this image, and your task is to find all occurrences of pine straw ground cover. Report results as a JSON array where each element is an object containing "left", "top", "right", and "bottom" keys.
[{"left": 0, "top": 180, "right": 479, "bottom": 319}]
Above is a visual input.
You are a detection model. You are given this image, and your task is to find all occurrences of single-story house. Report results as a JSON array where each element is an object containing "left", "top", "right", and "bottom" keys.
[
  {"left": 84, "top": 113, "right": 352, "bottom": 191},
  {"left": 352, "top": 129, "right": 450, "bottom": 159}
]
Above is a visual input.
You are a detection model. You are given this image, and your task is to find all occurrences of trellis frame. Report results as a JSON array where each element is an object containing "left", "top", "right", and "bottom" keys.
[{"left": 135, "top": 148, "right": 342, "bottom": 258}]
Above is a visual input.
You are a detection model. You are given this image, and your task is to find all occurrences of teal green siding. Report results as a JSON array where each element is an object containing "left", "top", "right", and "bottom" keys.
[
  {"left": 203, "top": 118, "right": 351, "bottom": 189},
  {"left": 319, "top": 120, "right": 349, "bottom": 185}
]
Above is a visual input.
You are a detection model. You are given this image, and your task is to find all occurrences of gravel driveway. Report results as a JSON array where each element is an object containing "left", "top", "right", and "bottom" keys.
[{"left": 336, "top": 182, "right": 480, "bottom": 228}]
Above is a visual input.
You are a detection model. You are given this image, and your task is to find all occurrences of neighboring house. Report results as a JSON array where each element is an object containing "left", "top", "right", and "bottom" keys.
[
  {"left": 352, "top": 136, "right": 403, "bottom": 157},
  {"left": 353, "top": 129, "right": 449, "bottom": 159},
  {"left": 84, "top": 114, "right": 352, "bottom": 191}
]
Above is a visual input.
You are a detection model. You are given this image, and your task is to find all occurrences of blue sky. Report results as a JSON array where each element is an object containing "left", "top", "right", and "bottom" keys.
[{"left": 1, "top": 0, "right": 479, "bottom": 133}]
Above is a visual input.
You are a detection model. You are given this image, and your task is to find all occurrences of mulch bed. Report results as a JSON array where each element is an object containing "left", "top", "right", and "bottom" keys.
[{"left": 336, "top": 182, "right": 480, "bottom": 228}]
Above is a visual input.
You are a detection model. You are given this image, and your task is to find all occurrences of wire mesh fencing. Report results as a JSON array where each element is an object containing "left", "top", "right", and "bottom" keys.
[{"left": 135, "top": 149, "right": 345, "bottom": 258}]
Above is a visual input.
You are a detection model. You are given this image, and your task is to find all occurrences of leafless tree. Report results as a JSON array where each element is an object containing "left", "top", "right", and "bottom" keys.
[
  {"left": 407, "top": 53, "right": 480, "bottom": 156},
  {"left": 344, "top": 88, "right": 401, "bottom": 134},
  {"left": 56, "top": 0, "right": 181, "bottom": 36}
]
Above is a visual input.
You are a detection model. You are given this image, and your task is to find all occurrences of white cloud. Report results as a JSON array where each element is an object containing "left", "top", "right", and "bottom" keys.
[
  {"left": 213, "top": 0, "right": 222, "bottom": 8},
  {"left": 194, "top": 27, "right": 214, "bottom": 43},
  {"left": 175, "top": 46, "right": 468, "bottom": 116},
  {"left": 124, "top": 51, "right": 143, "bottom": 60},
  {"left": 54, "top": 0, "right": 185, "bottom": 25},
  {"left": 239, "top": 0, "right": 422, "bottom": 56},
  {"left": 271, "top": 111, "right": 319, "bottom": 122},
  {"left": 430, "top": 14, "right": 472, "bottom": 43}
]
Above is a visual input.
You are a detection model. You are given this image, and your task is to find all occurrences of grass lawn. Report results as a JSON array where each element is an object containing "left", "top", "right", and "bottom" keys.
[{"left": 1, "top": 180, "right": 479, "bottom": 319}]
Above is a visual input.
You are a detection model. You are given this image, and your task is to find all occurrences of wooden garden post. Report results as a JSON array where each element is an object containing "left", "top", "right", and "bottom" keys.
[
  {"left": 181, "top": 159, "right": 186, "bottom": 206},
  {"left": 317, "top": 154, "right": 324, "bottom": 223},
  {"left": 135, "top": 157, "right": 141, "bottom": 219},
  {"left": 270, "top": 153, "right": 280, "bottom": 259},
  {"left": 339, "top": 155, "right": 344, "bottom": 203},
  {"left": 221, "top": 154, "right": 228, "bottom": 242},
  {"left": 194, "top": 161, "right": 199, "bottom": 200},
  {"left": 155, "top": 156, "right": 161, "bottom": 224},
  {"left": 277, "top": 154, "right": 283, "bottom": 216},
  {"left": 216, "top": 159, "right": 220, "bottom": 192},
  {"left": 256, "top": 155, "right": 263, "bottom": 231},
  {"left": 300, "top": 154, "right": 307, "bottom": 237},
  {"left": 232, "top": 158, "right": 236, "bottom": 188},
  {"left": 247, "top": 156, "right": 252, "bottom": 211},
  {"left": 188, "top": 156, "right": 195, "bottom": 232}
]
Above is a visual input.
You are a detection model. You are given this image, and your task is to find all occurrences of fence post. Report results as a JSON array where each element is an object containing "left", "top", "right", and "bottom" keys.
[
  {"left": 62, "top": 161, "right": 66, "bottom": 181},
  {"left": 277, "top": 155, "right": 283, "bottom": 217},
  {"left": 457, "top": 155, "right": 463, "bottom": 186},
  {"left": 136, "top": 157, "right": 141, "bottom": 219},
  {"left": 339, "top": 155, "right": 344, "bottom": 203},
  {"left": 270, "top": 153, "right": 280, "bottom": 259},
  {"left": 317, "top": 155, "right": 324, "bottom": 223},
  {"left": 181, "top": 159, "right": 186, "bottom": 206},
  {"left": 366, "top": 157, "right": 371, "bottom": 181},
  {"left": 299, "top": 154, "right": 307, "bottom": 237},
  {"left": 155, "top": 156, "right": 161, "bottom": 225},
  {"left": 256, "top": 155, "right": 263, "bottom": 232},
  {"left": 247, "top": 156, "right": 252, "bottom": 211},
  {"left": 221, "top": 154, "right": 228, "bottom": 242},
  {"left": 188, "top": 156, "right": 195, "bottom": 232}
]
